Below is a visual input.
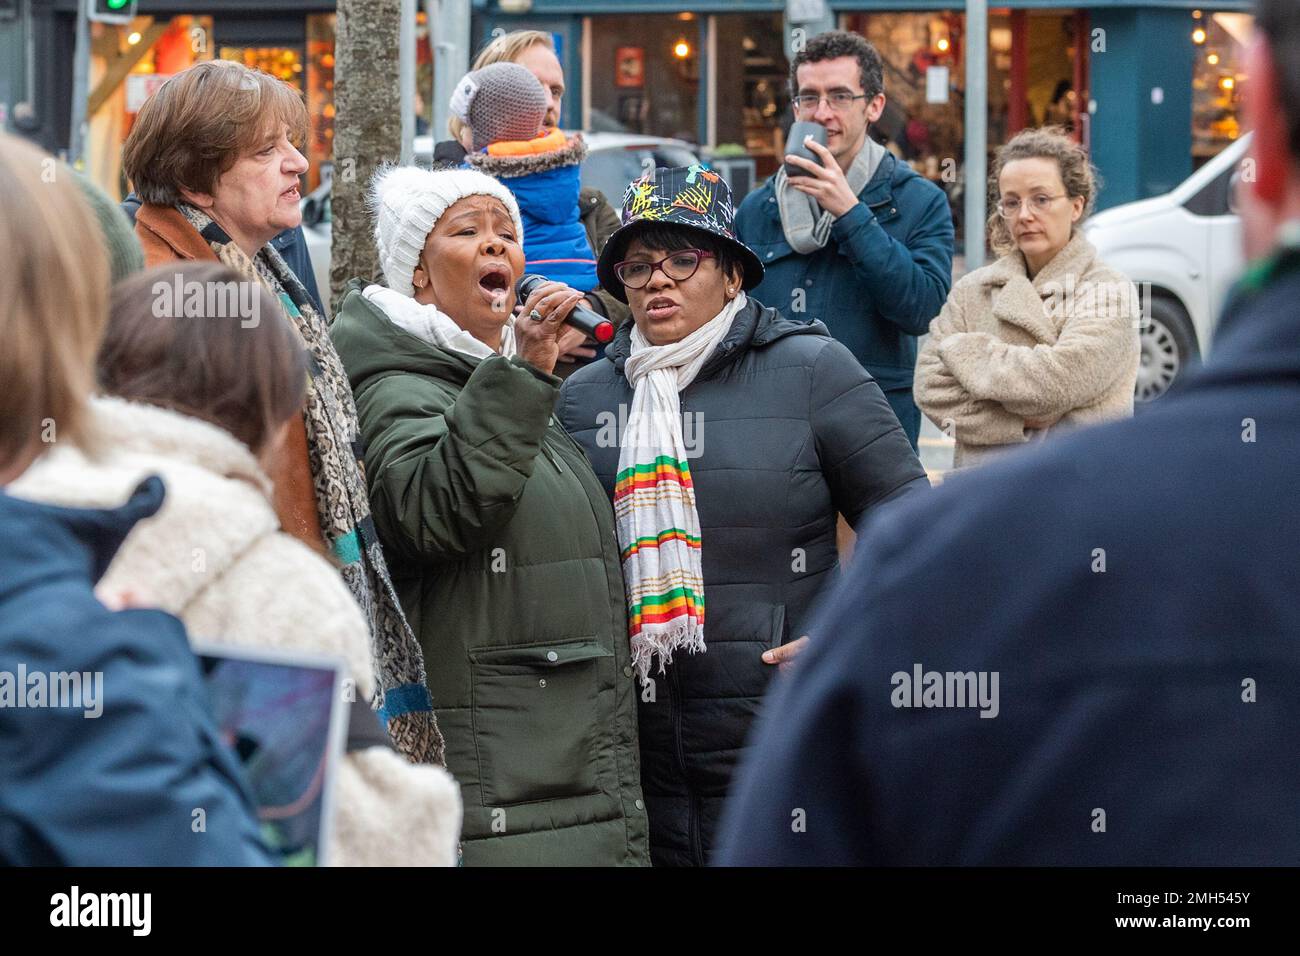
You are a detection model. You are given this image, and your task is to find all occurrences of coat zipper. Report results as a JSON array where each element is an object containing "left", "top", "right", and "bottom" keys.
[
  {"left": 549, "top": 417, "right": 637, "bottom": 827},
  {"left": 541, "top": 419, "right": 566, "bottom": 474},
  {"left": 684, "top": 394, "right": 707, "bottom": 864}
]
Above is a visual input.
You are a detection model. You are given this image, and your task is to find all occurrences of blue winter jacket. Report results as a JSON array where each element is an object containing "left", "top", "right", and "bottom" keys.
[
  {"left": 735, "top": 152, "right": 954, "bottom": 447},
  {"left": 467, "top": 135, "right": 600, "bottom": 294},
  {"left": 715, "top": 257, "right": 1300, "bottom": 866},
  {"left": 0, "top": 476, "right": 277, "bottom": 866}
]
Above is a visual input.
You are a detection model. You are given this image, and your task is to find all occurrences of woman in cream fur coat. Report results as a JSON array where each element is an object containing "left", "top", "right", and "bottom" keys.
[
  {"left": 14, "top": 264, "right": 461, "bottom": 866},
  {"left": 915, "top": 128, "right": 1140, "bottom": 468}
]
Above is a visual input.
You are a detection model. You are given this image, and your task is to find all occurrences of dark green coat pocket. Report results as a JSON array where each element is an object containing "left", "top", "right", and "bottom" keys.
[{"left": 470, "top": 639, "right": 615, "bottom": 807}]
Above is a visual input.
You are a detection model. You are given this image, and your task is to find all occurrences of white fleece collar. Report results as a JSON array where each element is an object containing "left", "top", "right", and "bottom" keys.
[
  {"left": 363, "top": 284, "right": 516, "bottom": 360},
  {"left": 9, "top": 395, "right": 280, "bottom": 612}
]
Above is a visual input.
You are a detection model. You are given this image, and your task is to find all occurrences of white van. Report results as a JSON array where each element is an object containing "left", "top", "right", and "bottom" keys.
[{"left": 1084, "top": 135, "right": 1250, "bottom": 402}]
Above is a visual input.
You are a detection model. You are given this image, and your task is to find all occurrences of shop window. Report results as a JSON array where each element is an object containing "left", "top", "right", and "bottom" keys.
[
  {"left": 841, "top": 11, "right": 1078, "bottom": 244},
  {"left": 588, "top": 13, "right": 700, "bottom": 142},
  {"left": 713, "top": 14, "right": 790, "bottom": 180},
  {"left": 219, "top": 45, "right": 304, "bottom": 86},
  {"left": 306, "top": 14, "right": 336, "bottom": 192},
  {"left": 1192, "top": 10, "right": 1252, "bottom": 162}
]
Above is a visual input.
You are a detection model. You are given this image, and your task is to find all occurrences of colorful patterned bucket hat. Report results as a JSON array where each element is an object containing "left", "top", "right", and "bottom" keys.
[{"left": 596, "top": 165, "right": 765, "bottom": 303}]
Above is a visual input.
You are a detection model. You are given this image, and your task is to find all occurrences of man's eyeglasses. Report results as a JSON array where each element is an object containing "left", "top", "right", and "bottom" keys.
[
  {"left": 794, "top": 91, "right": 871, "bottom": 113},
  {"left": 997, "top": 194, "right": 1068, "bottom": 219},
  {"left": 614, "top": 250, "right": 716, "bottom": 289}
]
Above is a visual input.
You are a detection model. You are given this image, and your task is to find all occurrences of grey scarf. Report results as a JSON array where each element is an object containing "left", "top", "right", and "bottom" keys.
[{"left": 775, "top": 133, "right": 886, "bottom": 254}]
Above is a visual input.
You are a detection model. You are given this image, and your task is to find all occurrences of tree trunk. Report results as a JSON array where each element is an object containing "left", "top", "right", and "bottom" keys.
[{"left": 330, "top": 0, "right": 402, "bottom": 311}]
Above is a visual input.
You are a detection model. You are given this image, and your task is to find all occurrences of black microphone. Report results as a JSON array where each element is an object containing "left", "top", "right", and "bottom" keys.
[{"left": 515, "top": 273, "right": 614, "bottom": 344}]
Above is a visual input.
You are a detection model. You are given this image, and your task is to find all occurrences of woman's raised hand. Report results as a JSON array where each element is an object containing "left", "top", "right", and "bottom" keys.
[{"left": 513, "top": 280, "right": 587, "bottom": 375}]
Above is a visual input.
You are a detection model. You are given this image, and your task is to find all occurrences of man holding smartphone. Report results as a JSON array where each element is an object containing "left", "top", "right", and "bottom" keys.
[{"left": 735, "top": 31, "right": 954, "bottom": 449}]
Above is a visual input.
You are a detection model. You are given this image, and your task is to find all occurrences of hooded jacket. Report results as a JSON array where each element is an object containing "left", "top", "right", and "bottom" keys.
[
  {"left": 558, "top": 296, "right": 929, "bottom": 865},
  {"left": 467, "top": 131, "right": 600, "bottom": 293},
  {"left": 0, "top": 475, "right": 274, "bottom": 865},
  {"left": 329, "top": 280, "right": 650, "bottom": 866},
  {"left": 12, "top": 397, "right": 462, "bottom": 867}
]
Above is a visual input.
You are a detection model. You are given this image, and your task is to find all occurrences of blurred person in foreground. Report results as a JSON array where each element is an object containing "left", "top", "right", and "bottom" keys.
[
  {"left": 122, "top": 60, "right": 442, "bottom": 765},
  {"left": 716, "top": 0, "right": 1300, "bottom": 865},
  {"left": 0, "top": 132, "right": 274, "bottom": 866},
  {"left": 13, "top": 263, "right": 462, "bottom": 866}
]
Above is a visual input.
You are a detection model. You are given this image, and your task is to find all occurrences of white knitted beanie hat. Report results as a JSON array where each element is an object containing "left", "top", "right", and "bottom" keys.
[{"left": 369, "top": 165, "right": 525, "bottom": 297}]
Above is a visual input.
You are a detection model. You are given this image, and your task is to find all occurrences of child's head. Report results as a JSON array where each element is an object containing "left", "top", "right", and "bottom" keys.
[
  {"left": 449, "top": 62, "right": 547, "bottom": 152},
  {"left": 98, "top": 263, "right": 308, "bottom": 459}
]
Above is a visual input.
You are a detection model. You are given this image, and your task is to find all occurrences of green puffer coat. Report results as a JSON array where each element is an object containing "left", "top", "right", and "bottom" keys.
[{"left": 330, "top": 281, "right": 650, "bottom": 866}]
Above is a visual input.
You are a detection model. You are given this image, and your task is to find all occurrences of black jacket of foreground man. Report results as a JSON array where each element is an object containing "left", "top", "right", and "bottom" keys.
[{"left": 716, "top": 253, "right": 1300, "bottom": 865}]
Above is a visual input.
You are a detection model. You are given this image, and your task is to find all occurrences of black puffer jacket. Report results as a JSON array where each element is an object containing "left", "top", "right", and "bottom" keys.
[{"left": 559, "top": 297, "right": 928, "bottom": 865}]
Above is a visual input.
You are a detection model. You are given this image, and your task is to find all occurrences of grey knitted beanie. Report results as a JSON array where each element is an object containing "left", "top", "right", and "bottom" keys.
[{"left": 449, "top": 62, "right": 547, "bottom": 152}]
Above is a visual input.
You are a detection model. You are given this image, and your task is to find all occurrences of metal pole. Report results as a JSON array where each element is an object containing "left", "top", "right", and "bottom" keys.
[
  {"left": 964, "top": 0, "right": 988, "bottom": 270},
  {"left": 400, "top": 0, "right": 415, "bottom": 164},
  {"left": 429, "top": 0, "right": 470, "bottom": 149},
  {"left": 784, "top": 0, "right": 835, "bottom": 64},
  {"left": 425, "top": 0, "right": 439, "bottom": 141},
  {"left": 69, "top": 0, "right": 90, "bottom": 164}
]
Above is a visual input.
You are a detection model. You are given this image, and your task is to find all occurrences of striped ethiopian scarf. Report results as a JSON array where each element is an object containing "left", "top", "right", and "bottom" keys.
[{"left": 616, "top": 292, "right": 746, "bottom": 681}]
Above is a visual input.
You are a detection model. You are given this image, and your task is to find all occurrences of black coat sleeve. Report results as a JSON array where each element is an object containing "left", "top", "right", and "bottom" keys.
[{"left": 809, "top": 338, "right": 930, "bottom": 527}]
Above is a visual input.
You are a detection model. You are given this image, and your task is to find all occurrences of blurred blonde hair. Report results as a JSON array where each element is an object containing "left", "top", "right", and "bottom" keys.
[
  {"left": 0, "top": 133, "right": 109, "bottom": 470},
  {"left": 987, "top": 126, "right": 1099, "bottom": 257},
  {"left": 447, "top": 30, "right": 555, "bottom": 144}
]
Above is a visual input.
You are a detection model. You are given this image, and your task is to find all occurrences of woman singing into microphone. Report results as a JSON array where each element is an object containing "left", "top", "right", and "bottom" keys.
[{"left": 331, "top": 167, "right": 649, "bottom": 867}]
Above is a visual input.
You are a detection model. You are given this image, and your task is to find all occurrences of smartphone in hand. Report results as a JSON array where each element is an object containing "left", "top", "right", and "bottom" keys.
[{"left": 784, "top": 121, "right": 828, "bottom": 178}]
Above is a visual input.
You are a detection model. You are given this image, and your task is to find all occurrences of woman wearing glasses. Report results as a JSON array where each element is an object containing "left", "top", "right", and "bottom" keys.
[
  {"left": 559, "top": 167, "right": 928, "bottom": 866},
  {"left": 915, "top": 127, "right": 1141, "bottom": 468}
]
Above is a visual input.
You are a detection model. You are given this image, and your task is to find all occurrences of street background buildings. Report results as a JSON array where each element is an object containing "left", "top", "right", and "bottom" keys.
[{"left": 1, "top": 1, "right": 1253, "bottom": 216}]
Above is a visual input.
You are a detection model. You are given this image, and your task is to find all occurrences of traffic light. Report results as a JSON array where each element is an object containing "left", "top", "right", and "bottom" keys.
[{"left": 88, "top": 0, "right": 138, "bottom": 25}]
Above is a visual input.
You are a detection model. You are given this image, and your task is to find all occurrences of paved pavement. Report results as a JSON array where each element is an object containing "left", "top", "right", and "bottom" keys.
[
  {"left": 915, "top": 255, "right": 967, "bottom": 484},
  {"left": 918, "top": 396, "right": 955, "bottom": 484}
]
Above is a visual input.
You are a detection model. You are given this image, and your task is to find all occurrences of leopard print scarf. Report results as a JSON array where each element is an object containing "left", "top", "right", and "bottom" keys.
[{"left": 179, "top": 204, "right": 445, "bottom": 767}]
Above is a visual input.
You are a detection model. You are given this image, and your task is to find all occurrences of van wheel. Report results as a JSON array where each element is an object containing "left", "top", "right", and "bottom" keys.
[{"left": 1136, "top": 296, "right": 1199, "bottom": 404}]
